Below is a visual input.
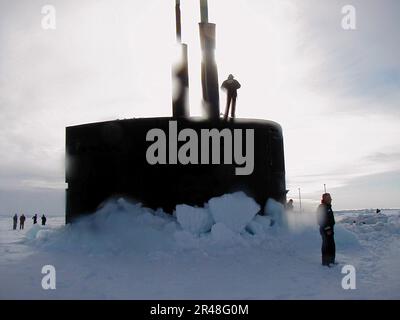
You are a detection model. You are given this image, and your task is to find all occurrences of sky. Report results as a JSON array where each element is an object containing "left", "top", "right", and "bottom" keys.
[{"left": 0, "top": 0, "right": 399, "bottom": 214}]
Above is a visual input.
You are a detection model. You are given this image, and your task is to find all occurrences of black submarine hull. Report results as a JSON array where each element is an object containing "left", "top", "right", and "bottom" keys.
[{"left": 66, "top": 117, "right": 286, "bottom": 223}]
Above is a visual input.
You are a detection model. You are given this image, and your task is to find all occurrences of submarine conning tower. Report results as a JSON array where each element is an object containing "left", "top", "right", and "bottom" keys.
[
  {"left": 199, "top": 0, "right": 220, "bottom": 119},
  {"left": 173, "top": 0, "right": 220, "bottom": 119},
  {"left": 65, "top": 0, "right": 286, "bottom": 223},
  {"left": 172, "top": 0, "right": 189, "bottom": 118}
]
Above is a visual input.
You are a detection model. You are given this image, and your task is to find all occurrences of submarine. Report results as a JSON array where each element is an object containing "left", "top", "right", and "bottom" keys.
[{"left": 65, "top": 0, "right": 286, "bottom": 223}]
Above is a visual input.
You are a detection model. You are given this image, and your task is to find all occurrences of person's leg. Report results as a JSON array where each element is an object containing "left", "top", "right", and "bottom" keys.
[
  {"left": 231, "top": 97, "right": 237, "bottom": 119},
  {"left": 326, "top": 233, "right": 335, "bottom": 264},
  {"left": 320, "top": 230, "right": 329, "bottom": 265},
  {"left": 328, "top": 234, "right": 336, "bottom": 264},
  {"left": 224, "top": 95, "right": 232, "bottom": 120}
]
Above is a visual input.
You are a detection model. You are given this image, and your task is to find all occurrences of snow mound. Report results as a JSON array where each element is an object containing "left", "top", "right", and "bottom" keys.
[
  {"left": 173, "top": 230, "right": 201, "bottom": 249},
  {"left": 387, "top": 215, "right": 400, "bottom": 235},
  {"left": 341, "top": 214, "right": 389, "bottom": 226},
  {"left": 208, "top": 192, "right": 260, "bottom": 233},
  {"left": 211, "top": 223, "right": 246, "bottom": 246},
  {"left": 26, "top": 198, "right": 177, "bottom": 256},
  {"left": 246, "top": 215, "right": 273, "bottom": 236},
  {"left": 340, "top": 211, "right": 400, "bottom": 243},
  {"left": 25, "top": 224, "right": 45, "bottom": 240},
  {"left": 176, "top": 204, "right": 214, "bottom": 236},
  {"left": 23, "top": 194, "right": 309, "bottom": 257},
  {"left": 24, "top": 224, "right": 59, "bottom": 243},
  {"left": 265, "top": 198, "right": 286, "bottom": 227},
  {"left": 334, "top": 225, "right": 364, "bottom": 251}
]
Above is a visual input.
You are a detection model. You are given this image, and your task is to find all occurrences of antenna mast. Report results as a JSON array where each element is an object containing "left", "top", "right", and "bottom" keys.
[
  {"left": 199, "top": 0, "right": 220, "bottom": 119},
  {"left": 172, "top": 0, "right": 189, "bottom": 118}
]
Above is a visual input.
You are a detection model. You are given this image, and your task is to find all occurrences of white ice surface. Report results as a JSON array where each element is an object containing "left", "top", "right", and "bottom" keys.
[{"left": 0, "top": 198, "right": 399, "bottom": 300}]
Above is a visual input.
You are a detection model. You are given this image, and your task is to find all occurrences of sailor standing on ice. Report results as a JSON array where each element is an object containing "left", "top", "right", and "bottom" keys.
[
  {"left": 317, "top": 193, "right": 336, "bottom": 267},
  {"left": 32, "top": 214, "right": 38, "bottom": 224},
  {"left": 19, "top": 214, "right": 26, "bottom": 230},
  {"left": 41, "top": 214, "right": 47, "bottom": 226},
  {"left": 286, "top": 199, "right": 294, "bottom": 211},
  {"left": 13, "top": 214, "right": 18, "bottom": 230},
  {"left": 221, "top": 74, "right": 241, "bottom": 120}
]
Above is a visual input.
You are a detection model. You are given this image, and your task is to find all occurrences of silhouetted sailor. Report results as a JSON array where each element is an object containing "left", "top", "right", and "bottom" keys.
[
  {"left": 286, "top": 199, "right": 294, "bottom": 211},
  {"left": 13, "top": 214, "right": 18, "bottom": 230},
  {"left": 41, "top": 214, "right": 47, "bottom": 226},
  {"left": 317, "top": 193, "right": 336, "bottom": 267},
  {"left": 221, "top": 74, "right": 241, "bottom": 120},
  {"left": 32, "top": 214, "right": 38, "bottom": 224},
  {"left": 19, "top": 214, "right": 26, "bottom": 230}
]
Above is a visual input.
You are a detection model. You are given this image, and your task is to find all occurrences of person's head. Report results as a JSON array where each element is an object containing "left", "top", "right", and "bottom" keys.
[
  {"left": 288, "top": 199, "right": 293, "bottom": 204},
  {"left": 228, "top": 74, "right": 234, "bottom": 80},
  {"left": 321, "top": 193, "right": 332, "bottom": 205}
]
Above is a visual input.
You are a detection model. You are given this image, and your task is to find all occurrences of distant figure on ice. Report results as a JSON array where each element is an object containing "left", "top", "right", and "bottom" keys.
[
  {"left": 19, "top": 214, "right": 26, "bottom": 230},
  {"left": 221, "top": 74, "right": 241, "bottom": 120},
  {"left": 317, "top": 193, "right": 336, "bottom": 267},
  {"left": 286, "top": 199, "right": 294, "bottom": 211},
  {"left": 13, "top": 214, "right": 18, "bottom": 230},
  {"left": 41, "top": 214, "right": 47, "bottom": 226},
  {"left": 32, "top": 214, "right": 38, "bottom": 224},
  {"left": 376, "top": 209, "right": 381, "bottom": 214}
]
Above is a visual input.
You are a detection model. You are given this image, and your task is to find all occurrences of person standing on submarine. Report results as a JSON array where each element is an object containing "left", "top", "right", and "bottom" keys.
[
  {"left": 317, "top": 193, "right": 337, "bottom": 267},
  {"left": 221, "top": 74, "right": 241, "bottom": 120}
]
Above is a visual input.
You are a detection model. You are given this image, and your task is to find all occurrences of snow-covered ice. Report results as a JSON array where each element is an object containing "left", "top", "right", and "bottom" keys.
[
  {"left": 208, "top": 192, "right": 260, "bottom": 233},
  {"left": 0, "top": 195, "right": 399, "bottom": 300},
  {"left": 176, "top": 204, "right": 213, "bottom": 236},
  {"left": 265, "top": 198, "right": 286, "bottom": 227}
]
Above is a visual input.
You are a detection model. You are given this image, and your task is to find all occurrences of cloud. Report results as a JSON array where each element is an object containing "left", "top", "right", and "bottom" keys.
[
  {"left": 364, "top": 151, "right": 400, "bottom": 163},
  {"left": 293, "top": 0, "right": 400, "bottom": 116},
  {"left": 0, "top": 188, "right": 64, "bottom": 216},
  {"left": 0, "top": 0, "right": 399, "bottom": 213},
  {"left": 329, "top": 170, "right": 400, "bottom": 209}
]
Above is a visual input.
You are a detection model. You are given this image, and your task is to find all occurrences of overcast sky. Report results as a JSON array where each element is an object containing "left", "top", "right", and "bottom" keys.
[{"left": 0, "top": 0, "right": 399, "bottom": 215}]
